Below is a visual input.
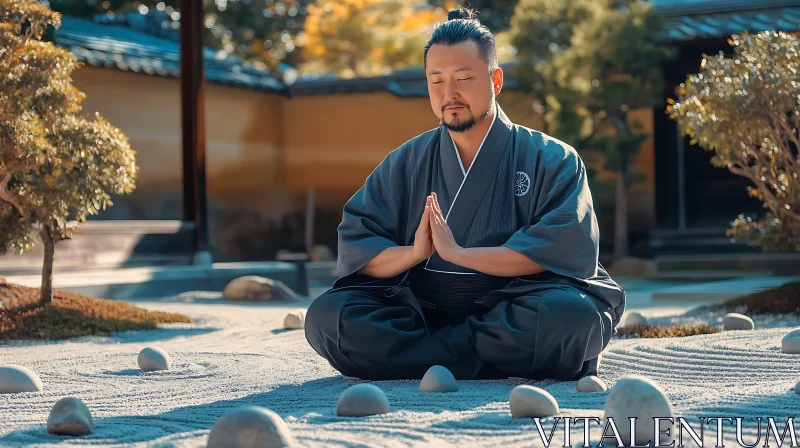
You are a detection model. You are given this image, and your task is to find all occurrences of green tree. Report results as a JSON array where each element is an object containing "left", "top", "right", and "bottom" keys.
[
  {"left": 0, "top": 0, "right": 138, "bottom": 305},
  {"left": 47, "top": 0, "right": 310, "bottom": 77},
  {"left": 509, "top": 0, "right": 674, "bottom": 261},
  {"left": 669, "top": 32, "right": 800, "bottom": 252}
]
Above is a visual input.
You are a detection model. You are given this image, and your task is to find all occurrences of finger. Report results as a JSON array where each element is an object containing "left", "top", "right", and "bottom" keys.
[
  {"left": 433, "top": 201, "right": 445, "bottom": 222},
  {"left": 434, "top": 212, "right": 444, "bottom": 228},
  {"left": 433, "top": 194, "right": 443, "bottom": 215}
]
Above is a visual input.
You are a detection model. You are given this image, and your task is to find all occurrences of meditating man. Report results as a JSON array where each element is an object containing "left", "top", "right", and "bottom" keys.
[{"left": 304, "top": 8, "right": 626, "bottom": 381}]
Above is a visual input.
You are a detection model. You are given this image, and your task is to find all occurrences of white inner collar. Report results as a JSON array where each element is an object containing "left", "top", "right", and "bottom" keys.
[{"left": 449, "top": 106, "right": 497, "bottom": 177}]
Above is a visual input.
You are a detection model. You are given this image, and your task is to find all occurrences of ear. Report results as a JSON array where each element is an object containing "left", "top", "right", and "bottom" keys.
[{"left": 491, "top": 67, "right": 504, "bottom": 95}]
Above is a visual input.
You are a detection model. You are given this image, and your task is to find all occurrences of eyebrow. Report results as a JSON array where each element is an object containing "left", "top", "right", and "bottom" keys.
[{"left": 428, "top": 66, "right": 474, "bottom": 75}]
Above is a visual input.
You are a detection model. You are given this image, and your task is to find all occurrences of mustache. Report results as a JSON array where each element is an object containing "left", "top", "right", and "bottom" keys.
[{"left": 442, "top": 102, "right": 470, "bottom": 112}]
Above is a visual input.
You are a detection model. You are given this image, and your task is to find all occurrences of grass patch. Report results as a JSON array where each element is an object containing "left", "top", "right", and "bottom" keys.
[
  {"left": 616, "top": 323, "right": 720, "bottom": 339},
  {"left": 0, "top": 278, "right": 192, "bottom": 341},
  {"left": 707, "top": 281, "right": 800, "bottom": 315}
]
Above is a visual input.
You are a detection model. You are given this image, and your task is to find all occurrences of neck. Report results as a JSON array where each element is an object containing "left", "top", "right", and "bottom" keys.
[{"left": 448, "top": 107, "right": 496, "bottom": 160}]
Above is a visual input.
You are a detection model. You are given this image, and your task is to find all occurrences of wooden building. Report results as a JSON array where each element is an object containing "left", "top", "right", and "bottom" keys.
[{"left": 3, "top": 1, "right": 797, "bottom": 272}]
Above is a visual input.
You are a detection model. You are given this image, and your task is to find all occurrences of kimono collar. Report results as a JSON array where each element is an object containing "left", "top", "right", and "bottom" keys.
[
  {"left": 440, "top": 102, "right": 514, "bottom": 171},
  {"left": 437, "top": 102, "right": 515, "bottom": 245}
]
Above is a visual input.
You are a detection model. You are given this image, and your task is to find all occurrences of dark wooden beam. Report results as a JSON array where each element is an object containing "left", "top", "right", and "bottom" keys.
[{"left": 179, "top": 0, "right": 209, "bottom": 261}]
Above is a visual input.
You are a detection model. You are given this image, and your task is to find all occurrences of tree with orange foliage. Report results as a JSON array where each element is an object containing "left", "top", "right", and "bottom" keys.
[{"left": 299, "top": 0, "right": 454, "bottom": 78}]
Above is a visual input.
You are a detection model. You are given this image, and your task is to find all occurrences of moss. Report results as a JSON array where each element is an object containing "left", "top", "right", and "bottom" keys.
[
  {"left": 616, "top": 323, "right": 720, "bottom": 339},
  {"left": 0, "top": 281, "right": 191, "bottom": 341},
  {"left": 707, "top": 281, "right": 800, "bottom": 315}
]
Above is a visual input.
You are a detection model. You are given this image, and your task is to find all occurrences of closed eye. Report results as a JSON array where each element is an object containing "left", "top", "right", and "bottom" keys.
[{"left": 457, "top": 77, "right": 474, "bottom": 81}]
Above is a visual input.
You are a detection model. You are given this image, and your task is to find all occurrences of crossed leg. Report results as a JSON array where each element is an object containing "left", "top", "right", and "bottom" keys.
[{"left": 304, "top": 284, "right": 613, "bottom": 381}]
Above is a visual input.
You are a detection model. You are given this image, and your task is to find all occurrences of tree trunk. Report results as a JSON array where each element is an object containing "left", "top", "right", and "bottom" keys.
[
  {"left": 39, "top": 220, "right": 56, "bottom": 306},
  {"left": 614, "top": 161, "right": 630, "bottom": 260},
  {"left": 305, "top": 186, "right": 315, "bottom": 254},
  {"left": 611, "top": 115, "right": 631, "bottom": 261}
]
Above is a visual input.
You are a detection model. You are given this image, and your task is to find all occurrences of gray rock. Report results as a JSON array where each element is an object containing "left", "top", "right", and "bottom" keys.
[
  {"left": 283, "top": 311, "right": 305, "bottom": 330},
  {"left": 336, "top": 383, "right": 390, "bottom": 417},
  {"left": 794, "top": 381, "right": 800, "bottom": 395},
  {"left": 782, "top": 328, "right": 800, "bottom": 354},
  {"left": 577, "top": 375, "right": 607, "bottom": 393},
  {"left": 604, "top": 376, "right": 674, "bottom": 446},
  {"left": 47, "top": 397, "right": 94, "bottom": 436},
  {"left": 0, "top": 365, "right": 42, "bottom": 393},
  {"left": 223, "top": 276, "right": 299, "bottom": 302},
  {"left": 621, "top": 311, "right": 648, "bottom": 328},
  {"left": 419, "top": 365, "right": 458, "bottom": 393},
  {"left": 509, "top": 385, "right": 559, "bottom": 418},
  {"left": 138, "top": 346, "right": 171, "bottom": 371},
  {"left": 723, "top": 313, "right": 755, "bottom": 331},
  {"left": 310, "top": 245, "right": 335, "bottom": 262},
  {"left": 207, "top": 406, "right": 295, "bottom": 448}
]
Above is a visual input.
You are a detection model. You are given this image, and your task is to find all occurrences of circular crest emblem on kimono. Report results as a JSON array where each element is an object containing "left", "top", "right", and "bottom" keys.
[{"left": 515, "top": 171, "right": 530, "bottom": 196}]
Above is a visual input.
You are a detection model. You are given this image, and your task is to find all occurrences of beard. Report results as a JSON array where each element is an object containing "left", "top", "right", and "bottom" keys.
[{"left": 440, "top": 96, "right": 494, "bottom": 133}]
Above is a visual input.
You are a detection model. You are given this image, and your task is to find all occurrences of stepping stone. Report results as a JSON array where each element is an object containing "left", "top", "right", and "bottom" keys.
[
  {"left": 509, "top": 385, "right": 559, "bottom": 418},
  {"left": 336, "top": 383, "right": 390, "bottom": 417},
  {"left": 47, "top": 397, "right": 93, "bottom": 436},
  {"left": 723, "top": 313, "right": 754, "bottom": 331},
  {"left": 621, "top": 311, "right": 648, "bottom": 328},
  {"left": 577, "top": 375, "right": 607, "bottom": 393},
  {"left": 223, "top": 276, "right": 299, "bottom": 302},
  {"left": 138, "top": 347, "right": 171, "bottom": 371},
  {"left": 0, "top": 365, "right": 42, "bottom": 393},
  {"left": 207, "top": 406, "right": 295, "bottom": 448},
  {"left": 420, "top": 365, "right": 458, "bottom": 392},
  {"left": 782, "top": 328, "right": 800, "bottom": 354},
  {"left": 604, "top": 376, "right": 674, "bottom": 446},
  {"left": 283, "top": 311, "right": 305, "bottom": 329}
]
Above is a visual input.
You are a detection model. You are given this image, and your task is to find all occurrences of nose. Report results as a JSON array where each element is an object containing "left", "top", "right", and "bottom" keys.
[{"left": 444, "top": 82, "right": 459, "bottom": 101}]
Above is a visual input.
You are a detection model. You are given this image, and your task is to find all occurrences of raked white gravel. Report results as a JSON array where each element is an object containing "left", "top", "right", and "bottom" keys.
[{"left": 1, "top": 292, "right": 799, "bottom": 447}]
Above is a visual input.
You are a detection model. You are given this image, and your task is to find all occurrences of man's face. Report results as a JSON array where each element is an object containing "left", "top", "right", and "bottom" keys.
[{"left": 426, "top": 41, "right": 494, "bottom": 133}]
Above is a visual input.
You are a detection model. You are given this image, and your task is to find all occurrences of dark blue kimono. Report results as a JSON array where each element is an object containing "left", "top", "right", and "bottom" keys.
[{"left": 304, "top": 103, "right": 625, "bottom": 381}]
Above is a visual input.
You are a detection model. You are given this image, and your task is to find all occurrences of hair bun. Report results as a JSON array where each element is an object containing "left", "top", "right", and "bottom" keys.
[{"left": 447, "top": 7, "right": 476, "bottom": 21}]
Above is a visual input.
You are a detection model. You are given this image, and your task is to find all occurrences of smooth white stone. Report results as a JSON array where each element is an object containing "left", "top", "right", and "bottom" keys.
[
  {"left": 207, "top": 406, "right": 295, "bottom": 448},
  {"left": 723, "top": 313, "right": 755, "bottom": 331},
  {"left": 138, "top": 346, "right": 171, "bottom": 371},
  {"left": 47, "top": 397, "right": 94, "bottom": 436},
  {"left": 621, "top": 311, "right": 648, "bottom": 328},
  {"left": 509, "top": 385, "right": 559, "bottom": 418},
  {"left": 604, "top": 376, "right": 675, "bottom": 447},
  {"left": 283, "top": 311, "right": 305, "bottom": 330},
  {"left": 419, "top": 365, "right": 458, "bottom": 393},
  {"left": 782, "top": 328, "right": 800, "bottom": 354},
  {"left": 577, "top": 375, "right": 607, "bottom": 393},
  {"left": 0, "top": 365, "right": 42, "bottom": 393},
  {"left": 336, "top": 383, "right": 390, "bottom": 417}
]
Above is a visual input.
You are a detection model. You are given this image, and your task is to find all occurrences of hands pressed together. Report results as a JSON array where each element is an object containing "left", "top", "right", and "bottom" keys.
[{"left": 412, "top": 192, "right": 462, "bottom": 264}]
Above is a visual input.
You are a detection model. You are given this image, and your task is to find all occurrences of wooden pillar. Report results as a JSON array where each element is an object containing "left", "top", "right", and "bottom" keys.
[{"left": 179, "top": 0, "right": 211, "bottom": 264}]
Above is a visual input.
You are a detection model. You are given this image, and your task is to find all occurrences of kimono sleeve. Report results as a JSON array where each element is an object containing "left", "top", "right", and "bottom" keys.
[
  {"left": 502, "top": 139, "right": 600, "bottom": 280},
  {"left": 336, "top": 150, "right": 409, "bottom": 279}
]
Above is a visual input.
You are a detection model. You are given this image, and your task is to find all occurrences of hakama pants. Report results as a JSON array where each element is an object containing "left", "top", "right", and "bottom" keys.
[{"left": 304, "top": 281, "right": 614, "bottom": 381}]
